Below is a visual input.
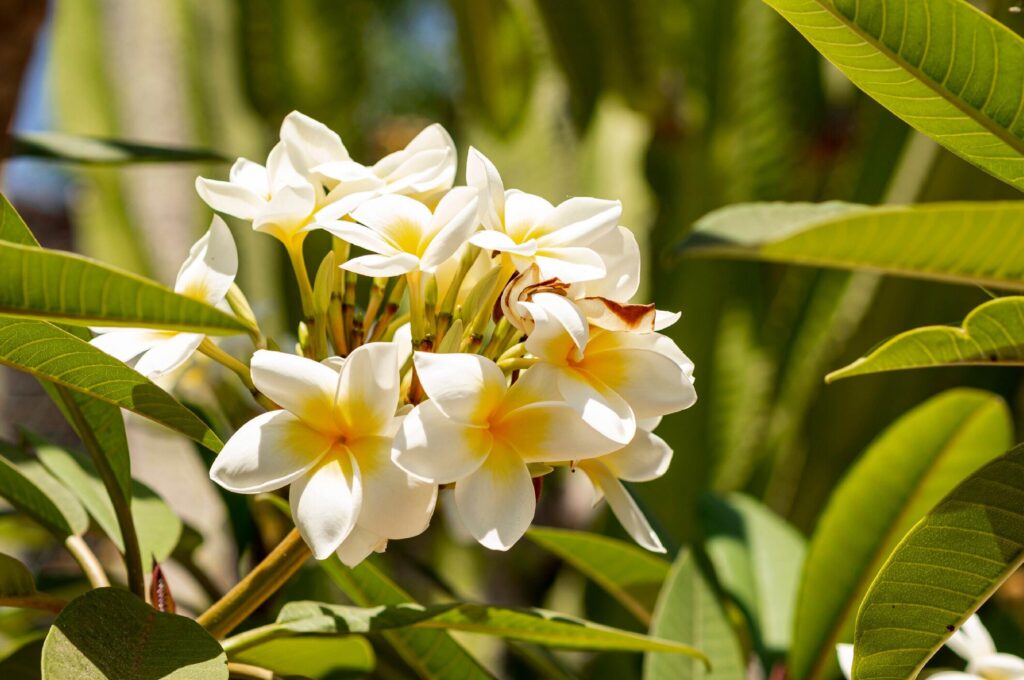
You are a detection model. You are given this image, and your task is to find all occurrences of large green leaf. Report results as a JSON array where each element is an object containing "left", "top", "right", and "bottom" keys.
[
  {"left": 230, "top": 635, "right": 375, "bottom": 678},
  {"left": 790, "top": 389, "right": 1012, "bottom": 680},
  {"left": 0, "top": 239, "right": 246, "bottom": 334},
  {"left": 827, "top": 296, "right": 1024, "bottom": 381},
  {"left": 322, "top": 557, "right": 495, "bottom": 679},
  {"left": 0, "top": 553, "right": 66, "bottom": 613},
  {"left": 853, "top": 444, "right": 1024, "bottom": 679},
  {"left": 761, "top": 0, "right": 1024, "bottom": 191},
  {"left": 226, "top": 600, "right": 707, "bottom": 660},
  {"left": 699, "top": 493, "right": 805, "bottom": 662},
  {"left": 0, "top": 444, "right": 87, "bottom": 538},
  {"left": 0, "top": 318, "right": 222, "bottom": 451},
  {"left": 644, "top": 549, "right": 745, "bottom": 680},
  {"left": 42, "top": 588, "right": 227, "bottom": 679},
  {"left": 681, "top": 201, "right": 1024, "bottom": 289},
  {"left": 526, "top": 527, "right": 669, "bottom": 626},
  {"left": 35, "top": 443, "right": 182, "bottom": 572},
  {"left": 0, "top": 194, "right": 40, "bottom": 246},
  {"left": 7, "top": 131, "right": 227, "bottom": 164}
]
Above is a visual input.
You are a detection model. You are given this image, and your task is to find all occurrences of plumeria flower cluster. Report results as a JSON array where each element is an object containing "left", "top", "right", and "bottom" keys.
[
  {"left": 94, "top": 111, "right": 696, "bottom": 566},
  {"left": 837, "top": 615, "right": 1024, "bottom": 679}
]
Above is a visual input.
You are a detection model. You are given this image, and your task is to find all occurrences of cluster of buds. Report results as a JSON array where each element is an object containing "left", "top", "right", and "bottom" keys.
[{"left": 92, "top": 112, "right": 697, "bottom": 566}]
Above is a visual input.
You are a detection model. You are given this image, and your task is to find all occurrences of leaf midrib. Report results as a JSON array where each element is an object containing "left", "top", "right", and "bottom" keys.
[
  {"left": 804, "top": 399, "right": 998, "bottom": 680},
  {"left": 803, "top": 0, "right": 1024, "bottom": 160}
]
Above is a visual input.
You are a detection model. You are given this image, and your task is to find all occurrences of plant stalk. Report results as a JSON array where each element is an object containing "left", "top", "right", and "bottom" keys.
[{"left": 65, "top": 534, "right": 110, "bottom": 588}]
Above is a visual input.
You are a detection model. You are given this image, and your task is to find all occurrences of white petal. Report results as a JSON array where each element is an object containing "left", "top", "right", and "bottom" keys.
[
  {"left": 420, "top": 188, "right": 479, "bottom": 272},
  {"left": 504, "top": 192, "right": 553, "bottom": 242},
  {"left": 967, "top": 653, "right": 1024, "bottom": 677},
  {"left": 836, "top": 644, "right": 854, "bottom": 680},
  {"left": 413, "top": 352, "right": 506, "bottom": 425},
  {"left": 351, "top": 194, "right": 432, "bottom": 253},
  {"left": 468, "top": 229, "right": 536, "bottom": 256},
  {"left": 336, "top": 525, "right": 387, "bottom": 567},
  {"left": 250, "top": 350, "right": 341, "bottom": 433},
  {"left": 350, "top": 435, "right": 437, "bottom": 539},
  {"left": 253, "top": 183, "right": 317, "bottom": 240},
  {"left": 392, "top": 400, "right": 492, "bottom": 484},
  {"left": 534, "top": 246, "right": 606, "bottom": 283},
  {"left": 229, "top": 158, "right": 270, "bottom": 198},
  {"left": 174, "top": 216, "right": 238, "bottom": 304},
  {"left": 280, "top": 110, "right": 349, "bottom": 175},
  {"left": 521, "top": 293, "right": 588, "bottom": 363},
  {"left": 466, "top": 147, "right": 504, "bottom": 230},
  {"left": 581, "top": 225, "right": 640, "bottom": 301},
  {"left": 531, "top": 197, "right": 621, "bottom": 247},
  {"left": 375, "top": 124, "right": 456, "bottom": 196},
  {"left": 454, "top": 446, "right": 534, "bottom": 550},
  {"left": 195, "top": 177, "right": 265, "bottom": 221},
  {"left": 947, "top": 614, "right": 996, "bottom": 661},
  {"left": 599, "top": 429, "right": 672, "bottom": 482},
  {"left": 582, "top": 344, "right": 696, "bottom": 419},
  {"left": 556, "top": 367, "right": 636, "bottom": 445},
  {"left": 318, "top": 219, "right": 397, "bottom": 256},
  {"left": 91, "top": 329, "right": 169, "bottom": 363},
  {"left": 210, "top": 410, "right": 333, "bottom": 493},
  {"left": 266, "top": 141, "right": 307, "bottom": 191},
  {"left": 342, "top": 253, "right": 420, "bottom": 277},
  {"left": 291, "top": 452, "right": 362, "bottom": 559},
  {"left": 497, "top": 400, "right": 621, "bottom": 462},
  {"left": 336, "top": 342, "right": 401, "bottom": 436},
  {"left": 653, "top": 310, "right": 682, "bottom": 331},
  {"left": 585, "top": 463, "right": 664, "bottom": 553},
  {"left": 134, "top": 333, "right": 204, "bottom": 378}
]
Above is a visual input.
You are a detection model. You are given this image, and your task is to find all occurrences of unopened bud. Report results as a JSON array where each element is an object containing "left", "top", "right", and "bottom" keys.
[
  {"left": 225, "top": 283, "right": 259, "bottom": 333},
  {"left": 313, "top": 251, "right": 336, "bottom": 316}
]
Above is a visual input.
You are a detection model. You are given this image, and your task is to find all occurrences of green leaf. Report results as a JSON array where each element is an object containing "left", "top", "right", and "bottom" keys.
[
  {"left": 827, "top": 296, "right": 1024, "bottom": 381},
  {"left": 699, "top": 493, "right": 806, "bottom": 661},
  {"left": 0, "top": 239, "right": 246, "bottom": 334},
  {"left": 790, "top": 388, "right": 1012, "bottom": 680},
  {"left": 42, "top": 588, "right": 227, "bottom": 679},
  {"left": 449, "top": 0, "right": 534, "bottom": 135},
  {"left": 0, "top": 318, "right": 222, "bottom": 451},
  {"left": 231, "top": 635, "right": 375, "bottom": 678},
  {"left": 853, "top": 444, "right": 1024, "bottom": 679},
  {"left": 0, "top": 443, "right": 87, "bottom": 538},
  {"left": 321, "top": 557, "right": 495, "bottom": 680},
  {"left": 644, "top": 549, "right": 745, "bottom": 680},
  {"left": 761, "top": 0, "right": 1024, "bottom": 191},
  {"left": 229, "top": 601, "right": 707, "bottom": 659},
  {"left": 681, "top": 201, "right": 1024, "bottom": 290},
  {"left": 526, "top": 527, "right": 669, "bottom": 626},
  {"left": 35, "top": 443, "right": 182, "bottom": 572},
  {"left": 0, "top": 553, "right": 65, "bottom": 613},
  {"left": 0, "top": 194, "right": 40, "bottom": 246},
  {"left": 8, "top": 132, "right": 227, "bottom": 164}
]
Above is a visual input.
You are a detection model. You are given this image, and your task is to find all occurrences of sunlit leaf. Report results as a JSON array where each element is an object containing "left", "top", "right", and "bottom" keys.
[
  {"left": 762, "top": 0, "right": 1024, "bottom": 191},
  {"left": 526, "top": 527, "right": 669, "bottom": 625},
  {"left": 827, "top": 296, "right": 1024, "bottom": 381},
  {"left": 0, "top": 318, "right": 222, "bottom": 452},
  {"left": 226, "top": 600, "right": 707, "bottom": 659},
  {"left": 230, "top": 635, "right": 375, "bottom": 678},
  {"left": 35, "top": 443, "right": 182, "bottom": 572},
  {"left": 0, "top": 239, "right": 246, "bottom": 334},
  {"left": 681, "top": 201, "right": 1024, "bottom": 290},
  {"left": 41, "top": 588, "right": 227, "bottom": 679},
  {"left": 7, "top": 132, "right": 226, "bottom": 164},
  {"left": 0, "top": 443, "right": 87, "bottom": 538},
  {"left": 790, "top": 389, "right": 1012, "bottom": 680},
  {"left": 700, "top": 493, "right": 805, "bottom": 662},
  {"left": 853, "top": 444, "right": 1024, "bottom": 679}
]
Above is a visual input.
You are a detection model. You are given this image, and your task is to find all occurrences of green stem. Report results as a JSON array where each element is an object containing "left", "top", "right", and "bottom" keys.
[
  {"left": 287, "top": 239, "right": 326, "bottom": 360},
  {"left": 65, "top": 534, "right": 110, "bottom": 588},
  {"left": 197, "top": 528, "right": 310, "bottom": 639},
  {"left": 198, "top": 340, "right": 278, "bottom": 411},
  {"left": 55, "top": 385, "right": 145, "bottom": 598},
  {"left": 407, "top": 271, "right": 429, "bottom": 349},
  {"left": 497, "top": 357, "right": 538, "bottom": 372},
  {"left": 226, "top": 662, "right": 283, "bottom": 680}
]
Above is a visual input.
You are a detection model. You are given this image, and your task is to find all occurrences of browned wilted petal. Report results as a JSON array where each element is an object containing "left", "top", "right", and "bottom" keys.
[
  {"left": 500, "top": 265, "right": 570, "bottom": 333},
  {"left": 150, "top": 562, "right": 176, "bottom": 614},
  {"left": 577, "top": 297, "right": 656, "bottom": 332}
]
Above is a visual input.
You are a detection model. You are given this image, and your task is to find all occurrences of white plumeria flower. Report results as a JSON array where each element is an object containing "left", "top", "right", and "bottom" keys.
[
  {"left": 574, "top": 417, "right": 672, "bottom": 553},
  {"left": 313, "top": 123, "right": 458, "bottom": 221},
  {"left": 392, "top": 352, "right": 620, "bottom": 550},
  {"left": 466, "top": 147, "right": 621, "bottom": 283},
  {"left": 323, "top": 188, "right": 479, "bottom": 277},
  {"left": 520, "top": 292, "right": 696, "bottom": 445},
  {"left": 837, "top": 615, "right": 1024, "bottom": 679},
  {"left": 196, "top": 112, "right": 339, "bottom": 245},
  {"left": 209, "top": 344, "right": 437, "bottom": 563},
  {"left": 91, "top": 216, "right": 237, "bottom": 379}
]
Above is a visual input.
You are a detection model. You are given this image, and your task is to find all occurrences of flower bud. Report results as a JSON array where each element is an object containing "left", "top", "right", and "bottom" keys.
[{"left": 312, "top": 251, "right": 336, "bottom": 316}]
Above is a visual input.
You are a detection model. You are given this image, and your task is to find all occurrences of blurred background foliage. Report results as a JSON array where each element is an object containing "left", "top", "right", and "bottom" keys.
[{"left": 3, "top": 0, "right": 1024, "bottom": 677}]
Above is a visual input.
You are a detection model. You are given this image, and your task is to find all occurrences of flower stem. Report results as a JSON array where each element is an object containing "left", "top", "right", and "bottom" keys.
[
  {"left": 64, "top": 534, "right": 110, "bottom": 588},
  {"left": 198, "top": 340, "right": 278, "bottom": 411},
  {"left": 197, "top": 528, "right": 310, "bottom": 639},
  {"left": 287, "top": 238, "right": 326, "bottom": 360}
]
